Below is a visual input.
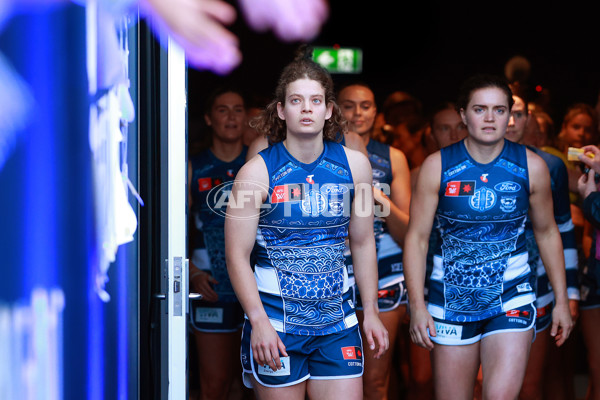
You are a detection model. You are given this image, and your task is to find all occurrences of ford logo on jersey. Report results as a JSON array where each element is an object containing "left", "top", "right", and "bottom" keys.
[
  {"left": 494, "top": 181, "right": 521, "bottom": 192},
  {"left": 320, "top": 183, "right": 349, "bottom": 195},
  {"left": 372, "top": 169, "right": 385, "bottom": 179}
]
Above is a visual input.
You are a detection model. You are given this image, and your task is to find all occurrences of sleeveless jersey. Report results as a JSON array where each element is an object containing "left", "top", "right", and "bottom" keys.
[
  {"left": 254, "top": 141, "right": 357, "bottom": 336},
  {"left": 345, "top": 139, "right": 403, "bottom": 287},
  {"left": 189, "top": 146, "right": 248, "bottom": 302},
  {"left": 429, "top": 139, "right": 536, "bottom": 322},
  {"left": 525, "top": 147, "right": 579, "bottom": 308}
]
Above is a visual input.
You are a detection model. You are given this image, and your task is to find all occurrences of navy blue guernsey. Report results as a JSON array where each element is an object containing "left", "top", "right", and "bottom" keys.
[
  {"left": 345, "top": 139, "right": 404, "bottom": 287},
  {"left": 429, "top": 139, "right": 536, "bottom": 322},
  {"left": 525, "top": 147, "right": 579, "bottom": 310},
  {"left": 189, "top": 147, "right": 248, "bottom": 303},
  {"left": 254, "top": 141, "right": 357, "bottom": 336}
]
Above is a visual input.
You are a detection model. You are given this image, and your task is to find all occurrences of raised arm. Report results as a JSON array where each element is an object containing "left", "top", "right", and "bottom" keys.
[
  {"left": 527, "top": 150, "right": 574, "bottom": 346},
  {"left": 345, "top": 147, "right": 389, "bottom": 359},
  {"left": 224, "top": 155, "right": 287, "bottom": 371},
  {"left": 403, "top": 152, "right": 441, "bottom": 350}
]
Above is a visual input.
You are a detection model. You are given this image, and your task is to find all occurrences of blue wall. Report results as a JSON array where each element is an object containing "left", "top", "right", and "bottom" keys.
[{"left": 0, "top": 4, "right": 136, "bottom": 399}]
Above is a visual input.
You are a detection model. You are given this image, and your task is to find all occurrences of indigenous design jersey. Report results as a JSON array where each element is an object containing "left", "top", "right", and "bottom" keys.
[
  {"left": 345, "top": 139, "right": 403, "bottom": 287},
  {"left": 255, "top": 141, "right": 356, "bottom": 336},
  {"left": 525, "top": 147, "right": 579, "bottom": 309},
  {"left": 189, "top": 147, "right": 248, "bottom": 303},
  {"left": 429, "top": 139, "right": 535, "bottom": 322}
]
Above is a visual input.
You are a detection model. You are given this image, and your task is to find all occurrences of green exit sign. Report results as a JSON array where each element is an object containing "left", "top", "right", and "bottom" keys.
[{"left": 312, "top": 47, "right": 363, "bottom": 74}]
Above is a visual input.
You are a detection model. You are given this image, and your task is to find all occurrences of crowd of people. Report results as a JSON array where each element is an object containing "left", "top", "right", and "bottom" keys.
[{"left": 186, "top": 47, "right": 600, "bottom": 400}]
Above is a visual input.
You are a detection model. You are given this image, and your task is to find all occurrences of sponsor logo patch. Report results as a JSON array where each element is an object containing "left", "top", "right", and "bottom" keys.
[
  {"left": 341, "top": 346, "right": 362, "bottom": 360},
  {"left": 506, "top": 309, "right": 531, "bottom": 318},
  {"left": 445, "top": 181, "right": 476, "bottom": 197},
  {"left": 537, "top": 304, "right": 551, "bottom": 317},
  {"left": 257, "top": 356, "right": 290, "bottom": 376},
  {"left": 194, "top": 307, "right": 224, "bottom": 324},
  {"left": 434, "top": 322, "right": 462, "bottom": 339},
  {"left": 197, "top": 177, "right": 213, "bottom": 191},
  {"left": 271, "top": 184, "right": 305, "bottom": 203},
  {"left": 321, "top": 183, "right": 349, "bottom": 195},
  {"left": 372, "top": 169, "right": 385, "bottom": 179},
  {"left": 494, "top": 181, "right": 521, "bottom": 192},
  {"left": 516, "top": 283, "right": 532, "bottom": 293}
]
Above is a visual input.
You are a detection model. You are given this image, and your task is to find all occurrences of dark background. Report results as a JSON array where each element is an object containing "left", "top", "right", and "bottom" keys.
[{"left": 188, "top": 0, "right": 600, "bottom": 133}]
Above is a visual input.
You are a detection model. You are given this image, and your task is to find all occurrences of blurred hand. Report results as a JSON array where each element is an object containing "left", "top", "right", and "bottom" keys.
[
  {"left": 550, "top": 302, "right": 574, "bottom": 347},
  {"left": 140, "top": 0, "right": 241, "bottom": 74},
  {"left": 409, "top": 306, "right": 435, "bottom": 351},
  {"left": 238, "top": 0, "right": 329, "bottom": 41},
  {"left": 190, "top": 268, "right": 219, "bottom": 302},
  {"left": 580, "top": 145, "right": 600, "bottom": 174},
  {"left": 361, "top": 311, "right": 389, "bottom": 359},
  {"left": 251, "top": 318, "right": 287, "bottom": 371},
  {"left": 577, "top": 168, "right": 597, "bottom": 200}
]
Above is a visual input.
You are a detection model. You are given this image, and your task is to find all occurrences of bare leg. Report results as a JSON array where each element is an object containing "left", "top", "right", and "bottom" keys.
[
  {"left": 307, "top": 377, "right": 363, "bottom": 400},
  {"left": 473, "top": 366, "right": 482, "bottom": 400},
  {"left": 431, "top": 342, "right": 481, "bottom": 400},
  {"left": 194, "top": 329, "right": 242, "bottom": 400},
  {"left": 580, "top": 308, "right": 600, "bottom": 400},
  {"left": 519, "top": 328, "right": 550, "bottom": 400},
  {"left": 357, "top": 305, "right": 405, "bottom": 400},
  {"left": 480, "top": 330, "right": 533, "bottom": 400},
  {"left": 545, "top": 327, "right": 577, "bottom": 400},
  {"left": 406, "top": 338, "right": 433, "bottom": 400},
  {"left": 251, "top": 377, "right": 306, "bottom": 400}
]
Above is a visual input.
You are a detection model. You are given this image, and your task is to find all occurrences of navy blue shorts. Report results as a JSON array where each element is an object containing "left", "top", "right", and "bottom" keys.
[
  {"left": 189, "top": 299, "right": 244, "bottom": 333},
  {"left": 535, "top": 302, "right": 553, "bottom": 332},
  {"left": 240, "top": 320, "right": 363, "bottom": 388},
  {"left": 580, "top": 264, "right": 600, "bottom": 310},
  {"left": 430, "top": 303, "right": 536, "bottom": 345},
  {"left": 355, "top": 281, "right": 407, "bottom": 312}
]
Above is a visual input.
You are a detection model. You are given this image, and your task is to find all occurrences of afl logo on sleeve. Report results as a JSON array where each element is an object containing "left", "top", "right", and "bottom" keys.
[{"left": 445, "top": 181, "right": 475, "bottom": 197}]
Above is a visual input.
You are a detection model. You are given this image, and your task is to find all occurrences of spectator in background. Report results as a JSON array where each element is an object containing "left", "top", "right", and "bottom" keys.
[
  {"left": 504, "top": 95, "right": 580, "bottom": 400},
  {"left": 576, "top": 144, "right": 600, "bottom": 400},
  {"left": 375, "top": 91, "right": 428, "bottom": 169},
  {"left": 410, "top": 102, "right": 468, "bottom": 191},
  {"left": 187, "top": 86, "right": 250, "bottom": 400},
  {"left": 337, "top": 81, "right": 411, "bottom": 400}
]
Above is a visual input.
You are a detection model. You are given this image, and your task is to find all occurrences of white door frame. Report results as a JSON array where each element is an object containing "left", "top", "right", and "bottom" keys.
[{"left": 165, "top": 36, "right": 188, "bottom": 400}]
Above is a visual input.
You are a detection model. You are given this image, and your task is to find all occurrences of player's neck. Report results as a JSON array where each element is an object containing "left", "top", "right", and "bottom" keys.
[
  {"left": 210, "top": 138, "right": 243, "bottom": 162},
  {"left": 464, "top": 137, "right": 505, "bottom": 164},
  {"left": 283, "top": 134, "right": 324, "bottom": 164}
]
